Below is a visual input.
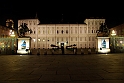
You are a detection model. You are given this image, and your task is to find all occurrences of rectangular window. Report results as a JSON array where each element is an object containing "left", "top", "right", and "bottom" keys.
[
  {"left": 57, "top": 30, "right": 59, "bottom": 34},
  {"left": 85, "top": 44, "right": 86, "bottom": 47},
  {"left": 48, "top": 30, "right": 49, "bottom": 34},
  {"left": 38, "top": 44, "right": 40, "bottom": 47},
  {"left": 71, "top": 37, "right": 73, "bottom": 41},
  {"left": 71, "top": 30, "right": 73, "bottom": 34},
  {"left": 52, "top": 38, "right": 54, "bottom": 41},
  {"left": 92, "top": 37, "right": 95, "bottom": 41},
  {"left": 66, "top": 37, "right": 68, "bottom": 41},
  {"left": 52, "top": 30, "right": 54, "bottom": 34},
  {"left": 75, "top": 37, "right": 77, "bottom": 41},
  {"left": 88, "top": 30, "right": 90, "bottom": 33},
  {"left": 57, "top": 38, "right": 59, "bottom": 41},
  {"left": 80, "top": 44, "right": 82, "bottom": 47},
  {"left": 80, "top": 37, "right": 82, "bottom": 41},
  {"left": 89, "top": 37, "right": 91, "bottom": 41},
  {"left": 38, "top": 30, "right": 40, "bottom": 34},
  {"left": 48, "top": 44, "right": 49, "bottom": 48},
  {"left": 80, "top": 30, "right": 82, "bottom": 33},
  {"left": 66, "top": 30, "right": 68, "bottom": 34},
  {"left": 75, "top": 30, "right": 77, "bottom": 34},
  {"left": 43, "top": 44, "right": 45, "bottom": 47},
  {"left": 93, "top": 44, "right": 94, "bottom": 47},
  {"left": 43, "top": 30, "right": 45, "bottom": 34},
  {"left": 80, "top": 27, "right": 82, "bottom": 33},
  {"left": 61, "top": 37, "right": 63, "bottom": 41},
  {"left": 92, "top": 30, "right": 93, "bottom": 33},
  {"left": 85, "top": 37, "right": 86, "bottom": 41}
]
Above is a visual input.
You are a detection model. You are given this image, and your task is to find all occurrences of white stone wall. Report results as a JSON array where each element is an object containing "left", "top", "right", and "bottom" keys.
[{"left": 18, "top": 18, "right": 105, "bottom": 49}]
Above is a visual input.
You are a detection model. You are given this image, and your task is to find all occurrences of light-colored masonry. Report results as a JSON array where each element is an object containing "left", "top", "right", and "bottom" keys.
[{"left": 18, "top": 18, "right": 105, "bottom": 49}]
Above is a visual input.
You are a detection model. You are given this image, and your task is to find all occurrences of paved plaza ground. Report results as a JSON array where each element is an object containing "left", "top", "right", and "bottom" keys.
[{"left": 0, "top": 53, "right": 124, "bottom": 83}]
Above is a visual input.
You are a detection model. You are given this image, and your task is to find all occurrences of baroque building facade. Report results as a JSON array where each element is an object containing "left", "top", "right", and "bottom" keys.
[
  {"left": 109, "top": 23, "right": 124, "bottom": 53},
  {"left": 0, "top": 19, "right": 17, "bottom": 54},
  {"left": 18, "top": 18, "right": 105, "bottom": 50}
]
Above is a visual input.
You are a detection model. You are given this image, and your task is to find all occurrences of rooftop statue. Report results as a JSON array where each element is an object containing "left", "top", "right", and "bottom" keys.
[
  {"left": 18, "top": 23, "right": 32, "bottom": 37},
  {"left": 97, "top": 23, "right": 110, "bottom": 37}
]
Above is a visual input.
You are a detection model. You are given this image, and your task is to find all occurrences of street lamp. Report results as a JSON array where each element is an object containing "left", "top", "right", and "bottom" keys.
[
  {"left": 9, "top": 30, "right": 15, "bottom": 54},
  {"left": 111, "top": 30, "right": 116, "bottom": 52},
  {"left": 111, "top": 30, "right": 116, "bottom": 36}
]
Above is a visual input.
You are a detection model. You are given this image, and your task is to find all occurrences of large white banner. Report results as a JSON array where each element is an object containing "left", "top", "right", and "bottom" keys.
[
  {"left": 97, "top": 37, "right": 110, "bottom": 53},
  {"left": 17, "top": 38, "right": 30, "bottom": 54}
]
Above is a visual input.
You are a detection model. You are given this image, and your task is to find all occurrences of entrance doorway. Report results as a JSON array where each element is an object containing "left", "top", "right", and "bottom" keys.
[
  {"left": 61, "top": 43, "right": 64, "bottom": 54},
  {"left": 61, "top": 43, "right": 64, "bottom": 47}
]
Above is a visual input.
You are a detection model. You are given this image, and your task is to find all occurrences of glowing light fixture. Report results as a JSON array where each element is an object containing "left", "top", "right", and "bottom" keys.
[
  {"left": 9, "top": 30, "right": 15, "bottom": 37},
  {"left": 43, "top": 39, "right": 45, "bottom": 41},
  {"left": 111, "top": 30, "right": 116, "bottom": 36},
  {"left": 33, "top": 39, "right": 36, "bottom": 42},
  {"left": 38, "top": 38, "right": 41, "bottom": 41}
]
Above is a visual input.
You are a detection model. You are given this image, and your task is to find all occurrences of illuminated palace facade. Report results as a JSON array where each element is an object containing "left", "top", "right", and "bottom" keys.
[{"left": 18, "top": 18, "right": 105, "bottom": 49}]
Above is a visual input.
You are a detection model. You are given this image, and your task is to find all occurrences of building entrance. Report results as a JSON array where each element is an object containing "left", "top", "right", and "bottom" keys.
[
  {"left": 61, "top": 43, "right": 64, "bottom": 54},
  {"left": 61, "top": 43, "right": 64, "bottom": 47}
]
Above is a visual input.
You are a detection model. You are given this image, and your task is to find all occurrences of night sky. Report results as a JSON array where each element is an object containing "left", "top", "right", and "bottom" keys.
[{"left": 0, "top": 0, "right": 124, "bottom": 29}]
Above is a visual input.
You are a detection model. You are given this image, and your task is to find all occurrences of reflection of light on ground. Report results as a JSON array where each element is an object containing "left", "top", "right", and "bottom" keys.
[
  {"left": 20, "top": 55, "right": 22, "bottom": 56},
  {"left": 98, "top": 48, "right": 110, "bottom": 53},
  {"left": 17, "top": 49, "right": 30, "bottom": 54}
]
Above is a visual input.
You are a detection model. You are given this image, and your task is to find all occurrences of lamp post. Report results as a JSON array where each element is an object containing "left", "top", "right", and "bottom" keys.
[
  {"left": 111, "top": 30, "right": 116, "bottom": 52},
  {"left": 10, "top": 30, "right": 15, "bottom": 54}
]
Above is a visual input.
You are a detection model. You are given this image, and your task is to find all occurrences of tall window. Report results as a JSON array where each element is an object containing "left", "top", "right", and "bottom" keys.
[
  {"left": 75, "top": 37, "right": 77, "bottom": 41},
  {"left": 71, "top": 37, "right": 73, "bottom": 41},
  {"left": 92, "top": 37, "right": 95, "bottom": 41},
  {"left": 66, "top": 37, "right": 68, "bottom": 41},
  {"left": 88, "top": 27, "right": 91, "bottom": 33},
  {"left": 71, "top": 30, "right": 73, "bottom": 34},
  {"left": 84, "top": 27, "right": 87, "bottom": 33},
  {"left": 92, "top": 30, "right": 93, "bottom": 33},
  {"left": 57, "top": 38, "right": 59, "bottom": 41},
  {"left": 75, "top": 30, "right": 77, "bottom": 34},
  {"left": 71, "top": 27, "right": 73, "bottom": 34},
  {"left": 89, "top": 36, "right": 91, "bottom": 41},
  {"left": 66, "top": 30, "right": 68, "bottom": 34},
  {"left": 57, "top": 30, "right": 59, "bottom": 34},
  {"left": 61, "top": 30, "right": 64, "bottom": 34},
  {"left": 52, "top": 28, "right": 54, "bottom": 34},
  {"left": 85, "top": 37, "right": 86, "bottom": 41},
  {"left": 80, "top": 27, "right": 82, "bottom": 33},
  {"left": 38, "top": 30, "right": 40, "bottom": 34},
  {"left": 52, "top": 38, "right": 54, "bottom": 41},
  {"left": 43, "top": 30, "right": 45, "bottom": 34},
  {"left": 61, "top": 37, "right": 63, "bottom": 41},
  {"left": 48, "top": 27, "right": 49, "bottom": 34},
  {"left": 80, "top": 37, "right": 82, "bottom": 41}
]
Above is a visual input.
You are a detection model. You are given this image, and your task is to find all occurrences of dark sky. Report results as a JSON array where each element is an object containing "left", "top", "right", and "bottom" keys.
[{"left": 0, "top": 0, "right": 124, "bottom": 28}]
